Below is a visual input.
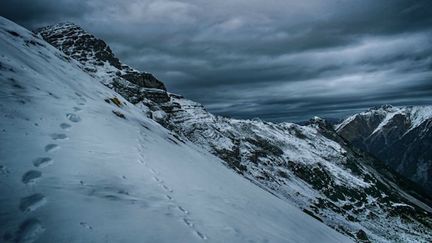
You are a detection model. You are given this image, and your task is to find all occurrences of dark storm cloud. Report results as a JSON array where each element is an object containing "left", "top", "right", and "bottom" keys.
[
  {"left": 2, "top": 0, "right": 432, "bottom": 121},
  {"left": 0, "top": 0, "right": 92, "bottom": 27}
]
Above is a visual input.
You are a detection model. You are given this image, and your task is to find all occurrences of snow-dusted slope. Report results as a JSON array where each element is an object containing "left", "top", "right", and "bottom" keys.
[
  {"left": 336, "top": 105, "right": 432, "bottom": 194},
  {"left": 151, "top": 96, "right": 432, "bottom": 243},
  {"left": 336, "top": 105, "right": 432, "bottom": 134},
  {"left": 0, "top": 17, "right": 352, "bottom": 243},
  {"left": 35, "top": 20, "right": 432, "bottom": 242}
]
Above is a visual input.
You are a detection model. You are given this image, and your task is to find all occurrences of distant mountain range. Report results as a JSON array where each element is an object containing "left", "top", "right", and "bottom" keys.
[{"left": 336, "top": 105, "right": 432, "bottom": 195}]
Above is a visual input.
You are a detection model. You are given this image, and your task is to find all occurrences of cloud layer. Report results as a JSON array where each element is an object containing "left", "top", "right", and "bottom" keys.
[{"left": 2, "top": 0, "right": 432, "bottom": 121}]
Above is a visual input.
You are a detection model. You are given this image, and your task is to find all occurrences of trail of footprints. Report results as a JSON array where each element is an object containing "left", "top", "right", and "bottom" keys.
[
  {"left": 10, "top": 95, "right": 86, "bottom": 242},
  {"left": 137, "top": 131, "right": 208, "bottom": 241}
]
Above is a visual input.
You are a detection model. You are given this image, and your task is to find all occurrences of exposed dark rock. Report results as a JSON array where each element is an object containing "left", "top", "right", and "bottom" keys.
[
  {"left": 37, "top": 23, "right": 166, "bottom": 92},
  {"left": 121, "top": 72, "right": 165, "bottom": 90},
  {"left": 303, "top": 209, "right": 323, "bottom": 222},
  {"left": 356, "top": 229, "right": 370, "bottom": 243},
  {"left": 112, "top": 110, "right": 126, "bottom": 119},
  {"left": 6, "top": 30, "right": 20, "bottom": 37}
]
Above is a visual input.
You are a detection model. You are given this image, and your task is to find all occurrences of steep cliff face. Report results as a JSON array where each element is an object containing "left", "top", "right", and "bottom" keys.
[
  {"left": 336, "top": 105, "right": 432, "bottom": 194},
  {"left": 36, "top": 23, "right": 432, "bottom": 242}
]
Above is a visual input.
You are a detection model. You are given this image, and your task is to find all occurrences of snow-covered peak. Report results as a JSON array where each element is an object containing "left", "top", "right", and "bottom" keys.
[
  {"left": 37, "top": 22, "right": 84, "bottom": 37},
  {"left": 367, "top": 104, "right": 397, "bottom": 112},
  {"left": 336, "top": 104, "right": 432, "bottom": 198},
  {"left": 408, "top": 105, "right": 432, "bottom": 129},
  {"left": 336, "top": 105, "right": 432, "bottom": 133}
]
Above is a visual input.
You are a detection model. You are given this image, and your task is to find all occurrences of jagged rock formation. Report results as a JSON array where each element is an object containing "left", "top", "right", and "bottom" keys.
[
  {"left": 37, "top": 23, "right": 432, "bottom": 242},
  {"left": 336, "top": 105, "right": 432, "bottom": 195},
  {"left": 37, "top": 23, "right": 169, "bottom": 104}
]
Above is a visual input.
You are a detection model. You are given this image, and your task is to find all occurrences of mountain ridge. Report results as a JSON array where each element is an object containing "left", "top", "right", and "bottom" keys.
[
  {"left": 22, "top": 19, "right": 432, "bottom": 242},
  {"left": 0, "top": 16, "right": 354, "bottom": 243},
  {"left": 336, "top": 104, "right": 432, "bottom": 195}
]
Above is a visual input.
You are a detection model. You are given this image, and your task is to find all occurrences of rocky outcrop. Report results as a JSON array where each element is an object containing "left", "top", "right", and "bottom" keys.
[
  {"left": 37, "top": 23, "right": 167, "bottom": 94},
  {"left": 38, "top": 23, "right": 122, "bottom": 69},
  {"left": 336, "top": 105, "right": 432, "bottom": 194}
]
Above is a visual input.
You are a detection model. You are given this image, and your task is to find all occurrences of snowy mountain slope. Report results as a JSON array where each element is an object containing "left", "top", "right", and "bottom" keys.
[
  {"left": 336, "top": 105, "right": 432, "bottom": 133},
  {"left": 336, "top": 105, "right": 432, "bottom": 194},
  {"left": 36, "top": 21, "right": 432, "bottom": 242},
  {"left": 148, "top": 97, "right": 432, "bottom": 242},
  {"left": 0, "top": 17, "right": 353, "bottom": 243}
]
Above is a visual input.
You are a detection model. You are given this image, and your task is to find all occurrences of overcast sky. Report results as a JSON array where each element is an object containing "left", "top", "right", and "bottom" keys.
[{"left": 2, "top": 0, "right": 432, "bottom": 122}]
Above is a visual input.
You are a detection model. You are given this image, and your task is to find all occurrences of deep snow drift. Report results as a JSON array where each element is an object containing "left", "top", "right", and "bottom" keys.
[{"left": 0, "top": 17, "right": 351, "bottom": 242}]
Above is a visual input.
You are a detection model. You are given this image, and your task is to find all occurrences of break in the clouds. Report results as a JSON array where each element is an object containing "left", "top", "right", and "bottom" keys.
[{"left": 2, "top": 0, "right": 432, "bottom": 122}]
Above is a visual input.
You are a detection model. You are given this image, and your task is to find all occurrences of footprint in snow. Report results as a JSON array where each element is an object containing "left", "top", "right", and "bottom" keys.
[
  {"left": 73, "top": 106, "right": 82, "bottom": 112},
  {"left": 15, "top": 218, "right": 45, "bottom": 243},
  {"left": 149, "top": 168, "right": 157, "bottom": 175},
  {"left": 22, "top": 170, "right": 42, "bottom": 185},
  {"left": 32, "top": 157, "right": 53, "bottom": 168},
  {"left": 183, "top": 218, "right": 194, "bottom": 227},
  {"left": 195, "top": 230, "right": 207, "bottom": 240},
  {"left": 60, "top": 123, "right": 72, "bottom": 130},
  {"left": 0, "top": 165, "right": 10, "bottom": 176},
  {"left": 76, "top": 97, "right": 87, "bottom": 106},
  {"left": 79, "top": 222, "right": 93, "bottom": 230},
  {"left": 74, "top": 92, "right": 86, "bottom": 103},
  {"left": 44, "top": 144, "right": 59, "bottom": 152},
  {"left": 178, "top": 206, "right": 189, "bottom": 214},
  {"left": 161, "top": 184, "right": 173, "bottom": 193},
  {"left": 66, "top": 113, "right": 81, "bottom": 123},
  {"left": 50, "top": 133, "right": 68, "bottom": 140},
  {"left": 19, "top": 193, "right": 46, "bottom": 213},
  {"left": 182, "top": 218, "right": 208, "bottom": 240}
]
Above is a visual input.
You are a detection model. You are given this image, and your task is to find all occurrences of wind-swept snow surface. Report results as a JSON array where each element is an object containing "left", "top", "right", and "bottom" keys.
[{"left": 0, "top": 17, "right": 351, "bottom": 243}]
